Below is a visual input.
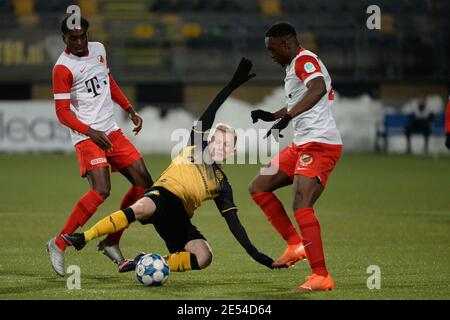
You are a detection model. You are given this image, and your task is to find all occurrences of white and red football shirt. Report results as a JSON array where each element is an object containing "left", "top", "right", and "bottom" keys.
[
  {"left": 52, "top": 42, "right": 131, "bottom": 145},
  {"left": 284, "top": 48, "right": 342, "bottom": 146}
]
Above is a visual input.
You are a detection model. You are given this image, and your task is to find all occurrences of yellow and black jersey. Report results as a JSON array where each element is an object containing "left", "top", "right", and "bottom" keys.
[{"left": 153, "top": 143, "right": 236, "bottom": 217}]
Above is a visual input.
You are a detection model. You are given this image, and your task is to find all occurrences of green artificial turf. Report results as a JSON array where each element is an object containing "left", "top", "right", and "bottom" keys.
[{"left": 0, "top": 153, "right": 449, "bottom": 300}]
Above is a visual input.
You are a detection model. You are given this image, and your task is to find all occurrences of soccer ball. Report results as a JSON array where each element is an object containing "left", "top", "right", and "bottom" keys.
[{"left": 135, "top": 253, "right": 170, "bottom": 286}]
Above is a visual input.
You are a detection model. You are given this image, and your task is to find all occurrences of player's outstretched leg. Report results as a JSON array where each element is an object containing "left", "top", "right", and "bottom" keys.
[
  {"left": 46, "top": 237, "right": 65, "bottom": 277},
  {"left": 63, "top": 198, "right": 155, "bottom": 254},
  {"left": 97, "top": 185, "right": 147, "bottom": 266}
]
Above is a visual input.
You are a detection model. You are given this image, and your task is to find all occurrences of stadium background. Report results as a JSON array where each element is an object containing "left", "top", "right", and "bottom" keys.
[{"left": 0, "top": 0, "right": 449, "bottom": 300}]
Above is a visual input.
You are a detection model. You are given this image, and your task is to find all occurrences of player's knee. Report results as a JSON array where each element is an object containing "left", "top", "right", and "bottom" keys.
[
  {"left": 248, "top": 180, "right": 257, "bottom": 194},
  {"left": 293, "top": 199, "right": 314, "bottom": 211},
  {"left": 131, "top": 200, "right": 151, "bottom": 220},
  {"left": 94, "top": 188, "right": 110, "bottom": 199},
  {"left": 141, "top": 172, "right": 154, "bottom": 189},
  {"left": 248, "top": 178, "right": 267, "bottom": 194},
  {"left": 292, "top": 191, "right": 311, "bottom": 211},
  {"left": 196, "top": 251, "right": 213, "bottom": 269},
  {"left": 135, "top": 172, "right": 153, "bottom": 190}
]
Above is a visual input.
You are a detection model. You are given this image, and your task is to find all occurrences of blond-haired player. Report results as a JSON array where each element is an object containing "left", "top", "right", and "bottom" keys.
[{"left": 62, "top": 58, "right": 274, "bottom": 273}]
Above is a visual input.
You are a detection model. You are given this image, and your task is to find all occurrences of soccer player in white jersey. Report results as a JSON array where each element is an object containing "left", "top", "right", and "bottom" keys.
[
  {"left": 248, "top": 22, "right": 342, "bottom": 291},
  {"left": 46, "top": 16, "right": 153, "bottom": 277}
]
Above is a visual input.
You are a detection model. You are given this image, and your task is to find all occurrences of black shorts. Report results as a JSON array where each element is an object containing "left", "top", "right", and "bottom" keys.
[{"left": 140, "top": 186, "right": 206, "bottom": 253}]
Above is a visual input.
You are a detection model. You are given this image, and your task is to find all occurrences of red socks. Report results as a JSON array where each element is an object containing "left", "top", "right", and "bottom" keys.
[
  {"left": 252, "top": 192, "right": 302, "bottom": 245},
  {"left": 55, "top": 189, "right": 105, "bottom": 251},
  {"left": 105, "top": 185, "right": 147, "bottom": 244},
  {"left": 294, "top": 208, "right": 328, "bottom": 276},
  {"left": 252, "top": 192, "right": 329, "bottom": 276}
]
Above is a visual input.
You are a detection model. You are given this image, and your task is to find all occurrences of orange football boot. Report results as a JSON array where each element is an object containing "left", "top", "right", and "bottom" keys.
[
  {"left": 294, "top": 273, "right": 335, "bottom": 292},
  {"left": 272, "top": 242, "right": 307, "bottom": 268}
]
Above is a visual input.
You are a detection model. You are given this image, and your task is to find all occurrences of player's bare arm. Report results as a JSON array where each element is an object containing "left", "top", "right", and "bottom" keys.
[
  {"left": 108, "top": 72, "right": 143, "bottom": 135},
  {"left": 128, "top": 108, "right": 143, "bottom": 135},
  {"left": 286, "top": 77, "right": 327, "bottom": 118},
  {"left": 274, "top": 107, "right": 288, "bottom": 119}
]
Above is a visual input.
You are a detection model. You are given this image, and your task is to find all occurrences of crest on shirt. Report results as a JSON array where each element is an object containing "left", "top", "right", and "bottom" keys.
[
  {"left": 97, "top": 55, "right": 105, "bottom": 64},
  {"left": 304, "top": 62, "right": 316, "bottom": 73},
  {"left": 215, "top": 169, "right": 224, "bottom": 181},
  {"left": 148, "top": 190, "right": 160, "bottom": 196},
  {"left": 299, "top": 154, "right": 313, "bottom": 166}
]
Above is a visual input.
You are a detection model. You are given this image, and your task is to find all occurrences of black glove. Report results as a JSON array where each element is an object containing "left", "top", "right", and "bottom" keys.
[
  {"left": 264, "top": 114, "right": 292, "bottom": 140},
  {"left": 247, "top": 248, "right": 274, "bottom": 269},
  {"left": 446, "top": 133, "right": 450, "bottom": 150},
  {"left": 229, "top": 57, "right": 256, "bottom": 90},
  {"left": 251, "top": 109, "right": 276, "bottom": 123}
]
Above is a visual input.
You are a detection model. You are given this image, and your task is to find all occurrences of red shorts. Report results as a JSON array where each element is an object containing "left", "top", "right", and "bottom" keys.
[
  {"left": 270, "top": 142, "right": 342, "bottom": 187},
  {"left": 75, "top": 129, "right": 142, "bottom": 177}
]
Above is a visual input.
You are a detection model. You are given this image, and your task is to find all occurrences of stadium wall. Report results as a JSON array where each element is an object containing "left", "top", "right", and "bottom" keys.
[{"left": 0, "top": 89, "right": 447, "bottom": 155}]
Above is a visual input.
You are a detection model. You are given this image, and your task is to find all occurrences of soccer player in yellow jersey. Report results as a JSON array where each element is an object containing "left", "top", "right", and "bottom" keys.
[{"left": 62, "top": 58, "right": 274, "bottom": 272}]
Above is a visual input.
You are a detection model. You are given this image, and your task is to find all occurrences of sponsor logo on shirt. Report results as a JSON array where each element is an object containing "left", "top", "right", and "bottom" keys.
[
  {"left": 304, "top": 62, "right": 316, "bottom": 73},
  {"left": 97, "top": 55, "right": 104, "bottom": 64},
  {"left": 90, "top": 157, "right": 107, "bottom": 165}
]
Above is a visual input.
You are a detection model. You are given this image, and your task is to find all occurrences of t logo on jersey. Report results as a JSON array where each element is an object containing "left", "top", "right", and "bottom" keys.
[{"left": 85, "top": 76, "right": 101, "bottom": 97}]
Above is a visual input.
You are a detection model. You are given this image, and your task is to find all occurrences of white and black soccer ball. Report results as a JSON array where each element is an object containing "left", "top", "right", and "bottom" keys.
[{"left": 135, "top": 253, "right": 170, "bottom": 286}]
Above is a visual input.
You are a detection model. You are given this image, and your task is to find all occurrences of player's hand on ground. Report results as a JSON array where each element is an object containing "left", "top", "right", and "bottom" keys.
[
  {"left": 86, "top": 128, "right": 113, "bottom": 152},
  {"left": 445, "top": 133, "right": 450, "bottom": 150},
  {"left": 128, "top": 109, "right": 143, "bottom": 135},
  {"left": 229, "top": 57, "right": 256, "bottom": 89},
  {"left": 251, "top": 109, "right": 275, "bottom": 123},
  {"left": 264, "top": 114, "right": 292, "bottom": 141},
  {"left": 272, "top": 262, "right": 289, "bottom": 269},
  {"left": 250, "top": 251, "right": 275, "bottom": 269}
]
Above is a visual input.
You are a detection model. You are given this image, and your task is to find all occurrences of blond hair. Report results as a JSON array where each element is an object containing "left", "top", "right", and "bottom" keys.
[{"left": 210, "top": 123, "right": 237, "bottom": 145}]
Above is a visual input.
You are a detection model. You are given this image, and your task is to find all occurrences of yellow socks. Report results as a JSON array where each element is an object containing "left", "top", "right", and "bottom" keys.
[
  {"left": 165, "top": 252, "right": 200, "bottom": 272},
  {"left": 84, "top": 210, "right": 130, "bottom": 242}
]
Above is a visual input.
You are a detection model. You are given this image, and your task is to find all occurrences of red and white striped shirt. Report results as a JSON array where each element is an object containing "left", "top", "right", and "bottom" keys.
[
  {"left": 52, "top": 42, "right": 132, "bottom": 145},
  {"left": 285, "top": 48, "right": 342, "bottom": 146}
]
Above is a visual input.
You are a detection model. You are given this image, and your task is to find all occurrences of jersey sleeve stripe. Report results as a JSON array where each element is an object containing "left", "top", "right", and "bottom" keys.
[
  {"left": 53, "top": 93, "right": 71, "bottom": 100},
  {"left": 52, "top": 64, "right": 73, "bottom": 95},
  {"left": 192, "top": 128, "right": 209, "bottom": 134},
  {"left": 303, "top": 72, "right": 324, "bottom": 85},
  {"left": 221, "top": 207, "right": 237, "bottom": 213}
]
